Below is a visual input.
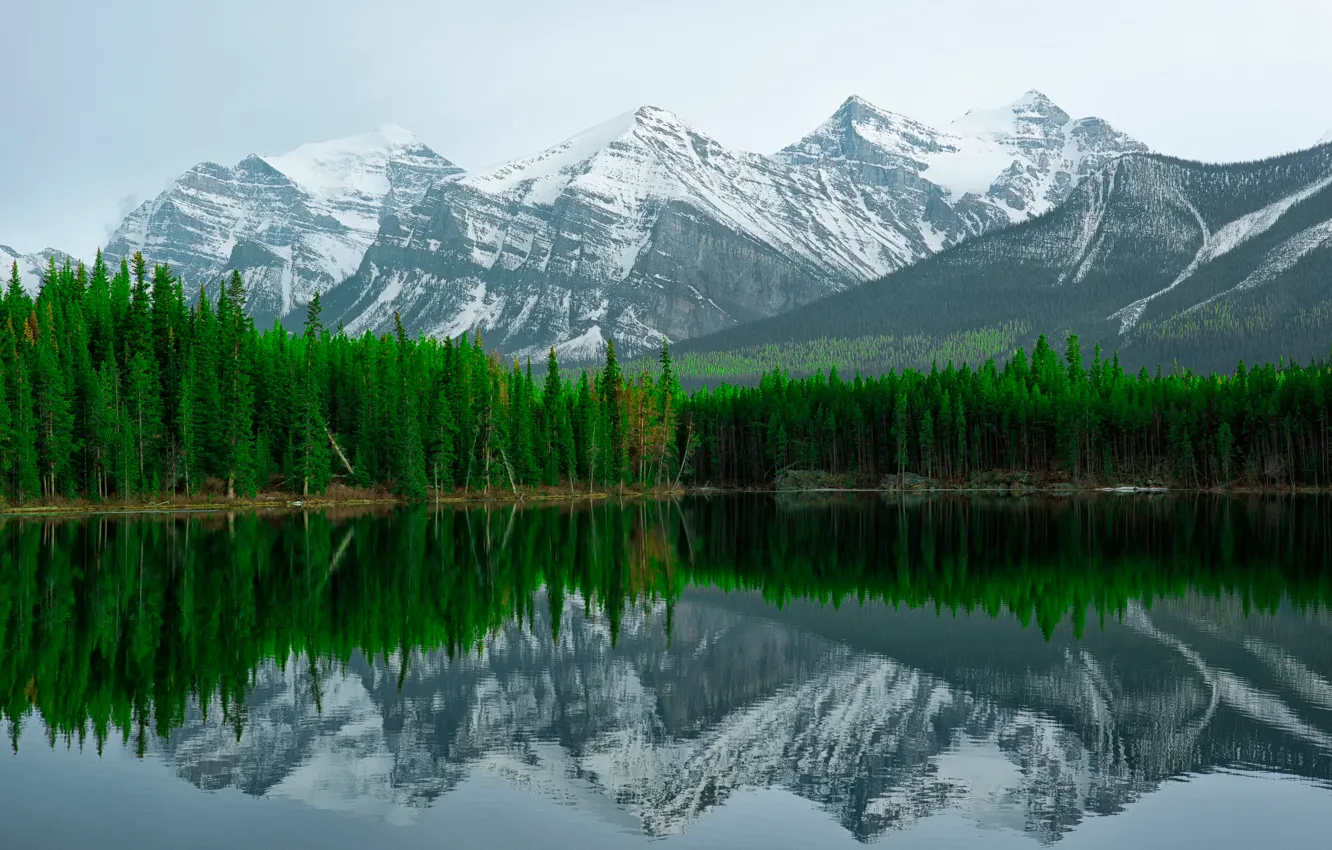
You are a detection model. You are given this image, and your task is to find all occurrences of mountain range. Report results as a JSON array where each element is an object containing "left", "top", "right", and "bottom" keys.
[
  {"left": 678, "top": 139, "right": 1332, "bottom": 374},
  {"left": 10, "top": 90, "right": 1144, "bottom": 356},
  {"left": 103, "top": 125, "right": 464, "bottom": 323},
  {"left": 7, "top": 94, "right": 1330, "bottom": 371},
  {"left": 321, "top": 91, "right": 1143, "bottom": 360}
]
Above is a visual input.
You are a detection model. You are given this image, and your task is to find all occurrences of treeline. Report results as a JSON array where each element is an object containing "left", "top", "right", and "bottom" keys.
[
  {"left": 4, "top": 495, "right": 1330, "bottom": 751},
  {"left": 3, "top": 255, "right": 1332, "bottom": 502},
  {"left": 0, "top": 254, "right": 684, "bottom": 504},
  {"left": 687, "top": 334, "right": 1332, "bottom": 488}
]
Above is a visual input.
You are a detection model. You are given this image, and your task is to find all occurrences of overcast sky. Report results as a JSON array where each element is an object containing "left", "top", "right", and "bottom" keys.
[{"left": 5, "top": 0, "right": 1330, "bottom": 256}]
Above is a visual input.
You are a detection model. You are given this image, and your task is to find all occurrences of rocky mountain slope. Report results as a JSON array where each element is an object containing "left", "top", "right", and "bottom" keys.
[
  {"left": 321, "top": 93, "right": 1143, "bottom": 359},
  {"left": 104, "top": 126, "right": 463, "bottom": 326},
  {"left": 679, "top": 140, "right": 1332, "bottom": 375}
]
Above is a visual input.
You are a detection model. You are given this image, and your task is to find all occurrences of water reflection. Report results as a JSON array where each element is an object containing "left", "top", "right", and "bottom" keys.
[{"left": 2, "top": 495, "right": 1331, "bottom": 844}]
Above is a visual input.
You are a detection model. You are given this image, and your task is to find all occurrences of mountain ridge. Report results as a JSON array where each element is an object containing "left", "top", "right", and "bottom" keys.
[
  {"left": 321, "top": 91, "right": 1144, "bottom": 358},
  {"left": 103, "top": 126, "right": 464, "bottom": 325},
  {"left": 675, "top": 141, "right": 1332, "bottom": 376},
  {"left": 17, "top": 91, "right": 1163, "bottom": 360}
]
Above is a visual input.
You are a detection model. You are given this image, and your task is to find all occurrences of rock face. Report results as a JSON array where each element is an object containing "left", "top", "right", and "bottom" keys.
[
  {"left": 324, "top": 94, "right": 1143, "bottom": 360},
  {"left": 104, "top": 126, "right": 463, "bottom": 327},
  {"left": 681, "top": 141, "right": 1332, "bottom": 375}
]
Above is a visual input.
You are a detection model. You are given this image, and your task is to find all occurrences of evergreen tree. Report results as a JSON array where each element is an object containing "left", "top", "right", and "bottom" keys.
[
  {"left": 601, "top": 338, "right": 627, "bottom": 487},
  {"left": 32, "top": 303, "right": 75, "bottom": 497},
  {"left": 0, "top": 336, "right": 11, "bottom": 501}
]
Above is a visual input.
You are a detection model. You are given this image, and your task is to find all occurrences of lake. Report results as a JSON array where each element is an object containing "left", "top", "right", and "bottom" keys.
[{"left": 2, "top": 495, "right": 1331, "bottom": 848}]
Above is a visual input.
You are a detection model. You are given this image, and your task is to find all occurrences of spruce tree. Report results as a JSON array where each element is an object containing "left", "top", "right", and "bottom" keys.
[
  {"left": 304, "top": 291, "right": 324, "bottom": 340},
  {"left": 12, "top": 335, "right": 41, "bottom": 502},
  {"left": 601, "top": 338, "right": 627, "bottom": 487},
  {"left": 296, "top": 361, "right": 331, "bottom": 496},
  {"left": 0, "top": 339, "right": 11, "bottom": 502},
  {"left": 32, "top": 303, "right": 75, "bottom": 497}
]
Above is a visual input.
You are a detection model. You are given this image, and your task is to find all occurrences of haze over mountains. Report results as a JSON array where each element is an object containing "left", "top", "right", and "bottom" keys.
[{"left": 7, "top": 91, "right": 1330, "bottom": 371}]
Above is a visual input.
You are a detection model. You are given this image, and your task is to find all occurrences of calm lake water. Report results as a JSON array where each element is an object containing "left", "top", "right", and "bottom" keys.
[{"left": 3, "top": 495, "right": 1332, "bottom": 848}]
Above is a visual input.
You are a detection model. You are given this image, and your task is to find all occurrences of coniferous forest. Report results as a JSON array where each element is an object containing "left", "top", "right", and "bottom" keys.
[{"left": 3, "top": 253, "right": 1332, "bottom": 505}]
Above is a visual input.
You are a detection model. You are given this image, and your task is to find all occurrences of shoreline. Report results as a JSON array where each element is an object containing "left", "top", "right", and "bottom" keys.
[
  {"left": 2, "top": 481, "right": 1327, "bottom": 519},
  {"left": 0, "top": 486, "right": 688, "bottom": 518}
]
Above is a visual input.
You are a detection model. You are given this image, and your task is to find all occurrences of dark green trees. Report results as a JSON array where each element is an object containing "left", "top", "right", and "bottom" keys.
[{"left": 0, "top": 253, "right": 1328, "bottom": 505}]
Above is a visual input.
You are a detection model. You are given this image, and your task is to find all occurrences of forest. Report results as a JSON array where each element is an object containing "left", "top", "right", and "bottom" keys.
[
  {"left": 2, "top": 254, "right": 1332, "bottom": 503},
  {"left": 4, "top": 495, "right": 1330, "bottom": 753}
]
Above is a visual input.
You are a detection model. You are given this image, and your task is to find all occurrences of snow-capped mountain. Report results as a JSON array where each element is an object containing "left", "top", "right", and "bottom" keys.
[
  {"left": 105, "top": 126, "right": 463, "bottom": 326},
  {"left": 323, "top": 94, "right": 1143, "bottom": 359},
  {"left": 682, "top": 140, "right": 1332, "bottom": 375},
  {"left": 147, "top": 591, "right": 1332, "bottom": 843},
  {"left": 775, "top": 90, "right": 1146, "bottom": 239},
  {"left": 1, "top": 244, "right": 76, "bottom": 295}
]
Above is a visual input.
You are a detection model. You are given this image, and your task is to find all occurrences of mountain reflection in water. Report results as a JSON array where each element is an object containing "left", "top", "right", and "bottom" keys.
[{"left": 2, "top": 495, "right": 1331, "bottom": 845}]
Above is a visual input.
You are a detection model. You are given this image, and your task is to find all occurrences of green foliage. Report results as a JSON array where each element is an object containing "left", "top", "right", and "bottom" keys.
[{"left": 0, "top": 255, "right": 1328, "bottom": 503}]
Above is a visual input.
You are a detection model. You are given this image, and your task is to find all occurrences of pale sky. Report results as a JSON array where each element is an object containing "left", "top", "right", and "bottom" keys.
[{"left": 4, "top": 0, "right": 1331, "bottom": 256}]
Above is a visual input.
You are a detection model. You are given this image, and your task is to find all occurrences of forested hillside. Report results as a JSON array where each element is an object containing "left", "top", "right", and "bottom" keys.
[
  {"left": 2, "top": 256, "right": 1331, "bottom": 504},
  {"left": 676, "top": 143, "right": 1332, "bottom": 378}
]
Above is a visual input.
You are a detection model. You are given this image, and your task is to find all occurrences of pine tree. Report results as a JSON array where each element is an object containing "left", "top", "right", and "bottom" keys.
[
  {"left": 125, "top": 349, "right": 163, "bottom": 495},
  {"left": 601, "top": 338, "right": 627, "bottom": 487},
  {"left": 391, "top": 313, "right": 428, "bottom": 498},
  {"left": 32, "top": 303, "right": 75, "bottom": 497},
  {"left": 427, "top": 374, "right": 457, "bottom": 498},
  {"left": 5, "top": 262, "right": 32, "bottom": 334},
  {"left": 178, "top": 349, "right": 199, "bottom": 495},
  {"left": 218, "top": 271, "right": 256, "bottom": 497},
  {"left": 0, "top": 338, "right": 11, "bottom": 502},
  {"left": 304, "top": 291, "right": 324, "bottom": 341},
  {"left": 656, "top": 342, "right": 680, "bottom": 485},
  {"left": 296, "top": 359, "right": 331, "bottom": 496},
  {"left": 12, "top": 329, "right": 41, "bottom": 501}
]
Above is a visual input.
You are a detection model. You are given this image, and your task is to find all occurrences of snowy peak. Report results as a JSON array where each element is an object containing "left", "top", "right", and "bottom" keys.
[
  {"left": 777, "top": 89, "right": 1143, "bottom": 217},
  {"left": 925, "top": 90, "right": 1146, "bottom": 214},
  {"left": 462, "top": 105, "right": 699, "bottom": 207},
  {"left": 262, "top": 124, "right": 454, "bottom": 205},
  {"left": 1319, "top": 128, "right": 1332, "bottom": 146},
  {"left": 105, "top": 125, "right": 464, "bottom": 324},
  {"left": 462, "top": 110, "right": 642, "bottom": 202},
  {"left": 774, "top": 94, "right": 943, "bottom": 167},
  {"left": 946, "top": 89, "right": 1073, "bottom": 146},
  {"left": 1, "top": 244, "right": 77, "bottom": 295},
  {"left": 331, "top": 90, "right": 1146, "bottom": 359},
  {"left": 1006, "top": 89, "right": 1067, "bottom": 118}
]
